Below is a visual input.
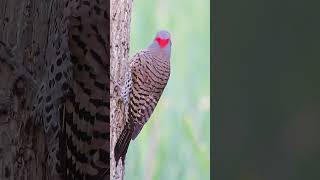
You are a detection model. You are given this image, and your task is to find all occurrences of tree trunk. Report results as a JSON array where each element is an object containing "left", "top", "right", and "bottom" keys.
[
  {"left": 110, "top": 0, "right": 133, "bottom": 180},
  {"left": 0, "top": 0, "right": 63, "bottom": 179}
]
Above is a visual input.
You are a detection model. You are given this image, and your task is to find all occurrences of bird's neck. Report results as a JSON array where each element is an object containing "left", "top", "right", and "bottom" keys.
[{"left": 148, "top": 46, "right": 171, "bottom": 61}]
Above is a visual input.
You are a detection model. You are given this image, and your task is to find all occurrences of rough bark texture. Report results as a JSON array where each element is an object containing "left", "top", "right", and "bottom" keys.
[
  {"left": 110, "top": 0, "right": 133, "bottom": 179},
  {"left": 0, "top": 0, "right": 62, "bottom": 179}
]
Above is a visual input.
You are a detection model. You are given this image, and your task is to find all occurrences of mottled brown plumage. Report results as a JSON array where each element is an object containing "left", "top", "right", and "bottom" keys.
[
  {"left": 32, "top": 1, "right": 109, "bottom": 179},
  {"left": 115, "top": 30, "right": 171, "bottom": 164}
]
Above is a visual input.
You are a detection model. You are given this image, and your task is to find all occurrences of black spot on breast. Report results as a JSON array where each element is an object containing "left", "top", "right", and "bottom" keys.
[
  {"left": 46, "top": 114, "right": 52, "bottom": 123},
  {"left": 63, "top": 71, "right": 68, "bottom": 78},
  {"left": 62, "top": 52, "right": 67, "bottom": 60},
  {"left": 56, "top": 58, "right": 62, "bottom": 66},
  {"left": 50, "top": 65, "right": 54, "bottom": 73},
  {"left": 49, "top": 80, "right": 53, "bottom": 88},
  {"left": 46, "top": 96, "right": 51, "bottom": 102},
  {"left": 55, "top": 72, "right": 62, "bottom": 81},
  {"left": 45, "top": 104, "right": 53, "bottom": 113},
  {"left": 38, "top": 96, "right": 43, "bottom": 104},
  {"left": 62, "top": 82, "right": 68, "bottom": 91}
]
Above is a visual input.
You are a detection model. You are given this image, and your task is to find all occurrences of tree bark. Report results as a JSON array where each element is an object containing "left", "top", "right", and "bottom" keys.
[
  {"left": 0, "top": 0, "right": 63, "bottom": 179},
  {"left": 110, "top": 0, "right": 133, "bottom": 179}
]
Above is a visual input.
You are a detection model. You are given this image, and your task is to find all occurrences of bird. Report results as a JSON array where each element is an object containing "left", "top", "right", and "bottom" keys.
[{"left": 114, "top": 30, "right": 172, "bottom": 165}]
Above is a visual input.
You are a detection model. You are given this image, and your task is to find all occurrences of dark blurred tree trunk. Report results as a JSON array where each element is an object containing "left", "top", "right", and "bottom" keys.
[
  {"left": 110, "top": 0, "right": 133, "bottom": 179},
  {"left": 0, "top": 0, "right": 63, "bottom": 179}
]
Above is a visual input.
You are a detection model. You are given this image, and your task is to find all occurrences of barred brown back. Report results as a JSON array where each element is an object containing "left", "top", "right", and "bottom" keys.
[{"left": 129, "top": 50, "right": 170, "bottom": 139}]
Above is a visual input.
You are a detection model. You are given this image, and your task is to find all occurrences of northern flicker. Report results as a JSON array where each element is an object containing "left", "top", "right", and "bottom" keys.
[
  {"left": 32, "top": 1, "right": 109, "bottom": 179},
  {"left": 114, "top": 30, "right": 172, "bottom": 164}
]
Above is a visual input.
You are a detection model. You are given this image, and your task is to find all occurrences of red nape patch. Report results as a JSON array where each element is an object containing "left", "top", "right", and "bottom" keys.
[{"left": 155, "top": 37, "right": 169, "bottom": 48}]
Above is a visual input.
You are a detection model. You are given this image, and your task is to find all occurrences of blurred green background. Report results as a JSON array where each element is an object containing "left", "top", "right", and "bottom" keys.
[
  {"left": 215, "top": 0, "right": 320, "bottom": 180},
  {"left": 125, "top": 0, "right": 210, "bottom": 179}
]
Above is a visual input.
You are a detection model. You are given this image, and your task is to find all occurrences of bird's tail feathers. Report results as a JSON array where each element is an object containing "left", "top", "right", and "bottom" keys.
[{"left": 114, "top": 123, "right": 133, "bottom": 165}]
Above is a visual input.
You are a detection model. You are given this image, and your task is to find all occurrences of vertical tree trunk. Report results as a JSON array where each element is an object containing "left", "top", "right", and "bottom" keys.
[
  {"left": 0, "top": 0, "right": 63, "bottom": 179},
  {"left": 110, "top": 0, "right": 133, "bottom": 179}
]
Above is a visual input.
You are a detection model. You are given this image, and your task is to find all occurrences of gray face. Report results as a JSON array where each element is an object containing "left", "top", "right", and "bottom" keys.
[
  {"left": 149, "top": 30, "right": 172, "bottom": 58},
  {"left": 152, "top": 30, "right": 172, "bottom": 49},
  {"left": 156, "top": 30, "right": 171, "bottom": 40}
]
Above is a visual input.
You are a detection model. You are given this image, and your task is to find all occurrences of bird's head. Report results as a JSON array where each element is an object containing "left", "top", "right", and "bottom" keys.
[
  {"left": 148, "top": 30, "right": 172, "bottom": 59},
  {"left": 154, "top": 30, "right": 171, "bottom": 48}
]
